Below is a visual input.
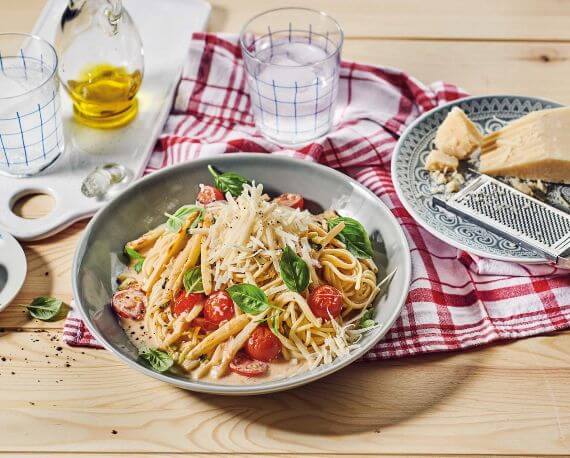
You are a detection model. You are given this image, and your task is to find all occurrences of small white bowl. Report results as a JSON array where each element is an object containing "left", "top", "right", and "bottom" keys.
[{"left": 0, "top": 230, "right": 27, "bottom": 311}]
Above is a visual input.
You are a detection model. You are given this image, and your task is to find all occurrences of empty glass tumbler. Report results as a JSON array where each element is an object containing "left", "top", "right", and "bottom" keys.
[
  {"left": 240, "top": 8, "right": 343, "bottom": 144},
  {"left": 0, "top": 33, "right": 64, "bottom": 177}
]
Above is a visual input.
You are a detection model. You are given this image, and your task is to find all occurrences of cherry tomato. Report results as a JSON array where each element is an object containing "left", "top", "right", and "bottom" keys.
[
  {"left": 197, "top": 185, "right": 224, "bottom": 204},
  {"left": 274, "top": 193, "right": 304, "bottom": 210},
  {"left": 112, "top": 288, "right": 146, "bottom": 320},
  {"left": 204, "top": 290, "right": 235, "bottom": 324},
  {"left": 245, "top": 326, "right": 282, "bottom": 362},
  {"left": 308, "top": 285, "right": 343, "bottom": 320},
  {"left": 229, "top": 352, "right": 269, "bottom": 377},
  {"left": 172, "top": 291, "right": 206, "bottom": 317},
  {"left": 191, "top": 317, "right": 219, "bottom": 333}
]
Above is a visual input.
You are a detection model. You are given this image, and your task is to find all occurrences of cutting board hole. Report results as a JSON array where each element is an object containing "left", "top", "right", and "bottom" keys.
[{"left": 12, "top": 192, "right": 55, "bottom": 219}]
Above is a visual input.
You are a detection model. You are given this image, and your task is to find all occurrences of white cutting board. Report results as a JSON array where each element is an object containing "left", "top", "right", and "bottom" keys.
[{"left": 0, "top": 0, "right": 211, "bottom": 241}]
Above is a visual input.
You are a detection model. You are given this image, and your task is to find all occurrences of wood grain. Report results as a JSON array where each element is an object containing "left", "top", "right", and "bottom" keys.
[
  {"left": 0, "top": 330, "right": 570, "bottom": 455},
  {"left": 343, "top": 40, "right": 570, "bottom": 104},
  {"left": 2, "top": 455, "right": 559, "bottom": 458},
  {"left": 4, "top": 455, "right": 550, "bottom": 458},
  {"left": 3, "top": 222, "right": 86, "bottom": 330},
  {"left": 208, "top": 0, "right": 570, "bottom": 41},
  {"left": 8, "top": 0, "right": 570, "bottom": 42}
]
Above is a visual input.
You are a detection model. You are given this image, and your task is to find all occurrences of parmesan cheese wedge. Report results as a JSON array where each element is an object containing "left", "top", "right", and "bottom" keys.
[
  {"left": 435, "top": 107, "right": 483, "bottom": 160},
  {"left": 480, "top": 107, "right": 570, "bottom": 184}
]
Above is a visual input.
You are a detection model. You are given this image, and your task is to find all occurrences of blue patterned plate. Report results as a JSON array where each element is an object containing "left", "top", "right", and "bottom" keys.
[{"left": 392, "top": 95, "right": 563, "bottom": 264}]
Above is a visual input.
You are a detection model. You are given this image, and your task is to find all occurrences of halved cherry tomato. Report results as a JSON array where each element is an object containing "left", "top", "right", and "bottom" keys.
[
  {"left": 112, "top": 288, "right": 146, "bottom": 320},
  {"left": 191, "top": 317, "right": 219, "bottom": 333},
  {"left": 245, "top": 326, "right": 282, "bottom": 362},
  {"left": 197, "top": 185, "right": 224, "bottom": 204},
  {"left": 229, "top": 352, "right": 269, "bottom": 377},
  {"left": 172, "top": 291, "right": 206, "bottom": 317},
  {"left": 274, "top": 193, "right": 304, "bottom": 210},
  {"left": 204, "top": 290, "right": 235, "bottom": 324},
  {"left": 308, "top": 284, "right": 343, "bottom": 320}
]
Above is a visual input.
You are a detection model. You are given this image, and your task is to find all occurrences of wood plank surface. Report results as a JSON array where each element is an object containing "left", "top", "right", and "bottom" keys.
[
  {"left": 3, "top": 0, "right": 570, "bottom": 456},
  {"left": 6, "top": 0, "right": 570, "bottom": 42},
  {"left": 208, "top": 0, "right": 570, "bottom": 41},
  {"left": 0, "top": 330, "right": 569, "bottom": 455}
]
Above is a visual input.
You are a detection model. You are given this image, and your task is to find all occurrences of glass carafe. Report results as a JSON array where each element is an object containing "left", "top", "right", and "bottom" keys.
[{"left": 55, "top": 0, "right": 144, "bottom": 129}]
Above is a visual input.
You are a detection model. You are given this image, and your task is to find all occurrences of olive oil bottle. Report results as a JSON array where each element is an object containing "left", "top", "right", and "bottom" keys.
[
  {"left": 67, "top": 64, "right": 142, "bottom": 128},
  {"left": 56, "top": 0, "right": 144, "bottom": 129}
]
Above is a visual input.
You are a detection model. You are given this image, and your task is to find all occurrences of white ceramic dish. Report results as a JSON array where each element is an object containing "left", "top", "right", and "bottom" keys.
[
  {"left": 0, "top": 0, "right": 211, "bottom": 241},
  {"left": 73, "top": 154, "right": 412, "bottom": 395},
  {"left": 0, "top": 230, "right": 27, "bottom": 311}
]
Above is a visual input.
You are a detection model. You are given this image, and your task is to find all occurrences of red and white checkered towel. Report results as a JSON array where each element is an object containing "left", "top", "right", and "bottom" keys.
[{"left": 64, "top": 33, "right": 570, "bottom": 359}]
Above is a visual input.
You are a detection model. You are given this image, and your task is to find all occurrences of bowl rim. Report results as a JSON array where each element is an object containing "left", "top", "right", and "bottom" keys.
[{"left": 72, "top": 153, "right": 411, "bottom": 395}]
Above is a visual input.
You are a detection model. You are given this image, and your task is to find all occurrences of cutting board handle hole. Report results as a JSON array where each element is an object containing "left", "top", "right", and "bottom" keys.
[{"left": 11, "top": 191, "right": 55, "bottom": 220}]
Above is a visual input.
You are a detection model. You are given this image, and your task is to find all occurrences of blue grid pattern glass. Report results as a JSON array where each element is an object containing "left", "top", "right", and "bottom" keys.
[
  {"left": 0, "top": 34, "right": 64, "bottom": 177},
  {"left": 241, "top": 9, "right": 343, "bottom": 144}
]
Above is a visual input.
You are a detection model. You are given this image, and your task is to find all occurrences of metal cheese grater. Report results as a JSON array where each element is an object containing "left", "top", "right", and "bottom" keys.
[{"left": 432, "top": 174, "right": 570, "bottom": 267}]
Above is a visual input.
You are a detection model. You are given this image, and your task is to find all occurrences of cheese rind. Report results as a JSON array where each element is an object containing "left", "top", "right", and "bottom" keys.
[
  {"left": 480, "top": 107, "right": 570, "bottom": 184},
  {"left": 434, "top": 107, "right": 483, "bottom": 160}
]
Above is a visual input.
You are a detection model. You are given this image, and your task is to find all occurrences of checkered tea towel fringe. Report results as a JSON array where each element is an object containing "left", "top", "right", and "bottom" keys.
[{"left": 64, "top": 33, "right": 570, "bottom": 358}]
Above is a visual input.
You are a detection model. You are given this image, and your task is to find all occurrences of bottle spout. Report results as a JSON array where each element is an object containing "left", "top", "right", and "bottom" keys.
[
  {"left": 105, "top": 0, "right": 123, "bottom": 34},
  {"left": 107, "top": 0, "right": 122, "bottom": 19}
]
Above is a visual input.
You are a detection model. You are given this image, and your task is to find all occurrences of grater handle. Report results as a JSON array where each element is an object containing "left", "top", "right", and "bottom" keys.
[
  {"left": 557, "top": 248, "right": 570, "bottom": 269},
  {"left": 432, "top": 195, "right": 562, "bottom": 265}
]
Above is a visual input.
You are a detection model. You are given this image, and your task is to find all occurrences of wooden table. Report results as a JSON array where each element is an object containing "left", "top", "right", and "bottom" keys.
[{"left": 3, "top": 1, "right": 570, "bottom": 456}]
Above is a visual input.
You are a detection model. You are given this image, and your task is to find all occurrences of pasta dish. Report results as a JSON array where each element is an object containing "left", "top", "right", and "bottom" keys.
[{"left": 112, "top": 165, "right": 391, "bottom": 382}]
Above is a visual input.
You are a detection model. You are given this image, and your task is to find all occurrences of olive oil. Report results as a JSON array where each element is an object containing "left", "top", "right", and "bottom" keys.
[{"left": 67, "top": 64, "right": 142, "bottom": 129}]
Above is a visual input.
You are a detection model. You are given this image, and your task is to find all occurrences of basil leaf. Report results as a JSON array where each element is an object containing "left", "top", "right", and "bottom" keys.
[
  {"left": 27, "top": 296, "right": 63, "bottom": 321},
  {"left": 183, "top": 267, "right": 204, "bottom": 293},
  {"left": 359, "top": 308, "right": 376, "bottom": 329},
  {"left": 227, "top": 284, "right": 269, "bottom": 315},
  {"left": 125, "top": 246, "right": 145, "bottom": 273},
  {"left": 279, "top": 246, "right": 310, "bottom": 292},
  {"left": 139, "top": 348, "right": 173, "bottom": 372},
  {"left": 361, "top": 319, "right": 376, "bottom": 329},
  {"left": 327, "top": 216, "right": 374, "bottom": 259},
  {"left": 165, "top": 205, "right": 203, "bottom": 232},
  {"left": 208, "top": 165, "right": 249, "bottom": 197}
]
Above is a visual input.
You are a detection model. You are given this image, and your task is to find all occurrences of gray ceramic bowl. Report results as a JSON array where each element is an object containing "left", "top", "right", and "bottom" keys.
[{"left": 73, "top": 154, "right": 411, "bottom": 395}]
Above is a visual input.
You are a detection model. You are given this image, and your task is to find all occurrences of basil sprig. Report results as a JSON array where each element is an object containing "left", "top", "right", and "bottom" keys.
[
  {"left": 125, "top": 246, "right": 145, "bottom": 273},
  {"left": 27, "top": 296, "right": 63, "bottom": 321},
  {"left": 279, "top": 246, "right": 310, "bottom": 293},
  {"left": 208, "top": 165, "right": 249, "bottom": 197},
  {"left": 139, "top": 348, "right": 173, "bottom": 372},
  {"left": 327, "top": 216, "right": 373, "bottom": 259},
  {"left": 227, "top": 284, "right": 269, "bottom": 315},
  {"left": 165, "top": 205, "right": 203, "bottom": 232},
  {"left": 183, "top": 267, "right": 204, "bottom": 293}
]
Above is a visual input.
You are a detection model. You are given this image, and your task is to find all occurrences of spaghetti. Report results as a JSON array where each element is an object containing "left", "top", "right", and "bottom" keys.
[{"left": 113, "top": 166, "right": 389, "bottom": 381}]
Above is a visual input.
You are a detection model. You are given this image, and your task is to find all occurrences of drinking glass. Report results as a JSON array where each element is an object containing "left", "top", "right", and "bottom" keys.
[
  {"left": 240, "top": 8, "right": 343, "bottom": 144},
  {"left": 0, "top": 33, "right": 64, "bottom": 177}
]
